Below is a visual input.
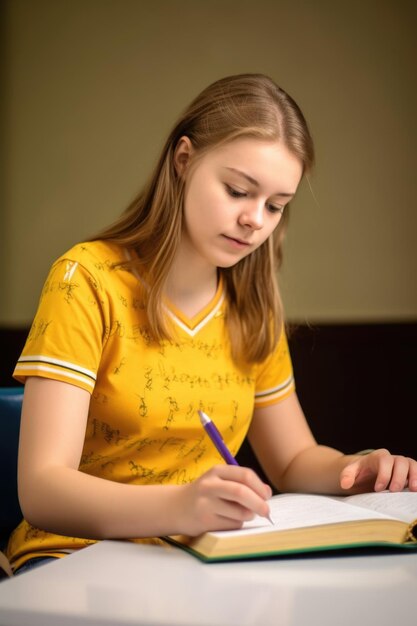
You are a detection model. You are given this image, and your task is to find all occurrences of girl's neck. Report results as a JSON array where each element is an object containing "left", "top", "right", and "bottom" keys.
[{"left": 164, "top": 251, "right": 219, "bottom": 319}]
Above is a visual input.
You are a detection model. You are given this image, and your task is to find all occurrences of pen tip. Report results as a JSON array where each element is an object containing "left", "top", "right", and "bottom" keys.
[{"left": 198, "top": 410, "right": 209, "bottom": 425}]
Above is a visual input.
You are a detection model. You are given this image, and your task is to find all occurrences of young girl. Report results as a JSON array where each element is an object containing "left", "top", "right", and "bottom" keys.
[{"left": 7, "top": 73, "right": 417, "bottom": 573}]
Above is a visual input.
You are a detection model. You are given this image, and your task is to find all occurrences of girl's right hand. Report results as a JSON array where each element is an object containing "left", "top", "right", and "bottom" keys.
[{"left": 178, "top": 465, "right": 272, "bottom": 536}]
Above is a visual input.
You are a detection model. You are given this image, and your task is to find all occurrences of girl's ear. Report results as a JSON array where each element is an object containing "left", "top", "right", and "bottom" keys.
[{"left": 173, "top": 136, "right": 194, "bottom": 177}]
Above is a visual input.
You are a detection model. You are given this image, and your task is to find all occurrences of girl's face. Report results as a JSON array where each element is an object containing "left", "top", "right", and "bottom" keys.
[{"left": 176, "top": 136, "right": 303, "bottom": 270}]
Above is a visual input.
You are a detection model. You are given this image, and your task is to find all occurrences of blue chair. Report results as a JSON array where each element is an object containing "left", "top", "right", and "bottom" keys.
[{"left": 0, "top": 387, "right": 24, "bottom": 552}]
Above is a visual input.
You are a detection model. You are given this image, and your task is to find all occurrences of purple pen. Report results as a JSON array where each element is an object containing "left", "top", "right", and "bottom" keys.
[
  {"left": 198, "top": 409, "right": 274, "bottom": 525},
  {"left": 198, "top": 410, "right": 239, "bottom": 465}
]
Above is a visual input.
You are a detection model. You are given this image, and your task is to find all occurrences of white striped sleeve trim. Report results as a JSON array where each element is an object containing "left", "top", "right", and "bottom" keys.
[
  {"left": 14, "top": 364, "right": 96, "bottom": 389},
  {"left": 254, "top": 374, "right": 295, "bottom": 405},
  {"left": 15, "top": 355, "right": 96, "bottom": 389},
  {"left": 17, "top": 355, "right": 96, "bottom": 379}
]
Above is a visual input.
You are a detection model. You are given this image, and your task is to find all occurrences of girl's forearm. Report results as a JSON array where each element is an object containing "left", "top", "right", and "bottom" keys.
[
  {"left": 19, "top": 463, "right": 273, "bottom": 540},
  {"left": 19, "top": 467, "right": 188, "bottom": 539},
  {"left": 276, "top": 444, "right": 358, "bottom": 495}
]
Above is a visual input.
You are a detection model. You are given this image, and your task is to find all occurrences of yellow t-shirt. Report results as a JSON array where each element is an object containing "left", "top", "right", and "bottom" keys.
[{"left": 8, "top": 240, "right": 295, "bottom": 569}]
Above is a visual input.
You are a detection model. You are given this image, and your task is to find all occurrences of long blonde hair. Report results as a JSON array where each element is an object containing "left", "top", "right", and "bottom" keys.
[{"left": 95, "top": 74, "right": 314, "bottom": 364}]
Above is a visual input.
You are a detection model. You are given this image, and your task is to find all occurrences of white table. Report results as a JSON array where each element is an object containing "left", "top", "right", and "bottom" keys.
[{"left": 0, "top": 540, "right": 416, "bottom": 626}]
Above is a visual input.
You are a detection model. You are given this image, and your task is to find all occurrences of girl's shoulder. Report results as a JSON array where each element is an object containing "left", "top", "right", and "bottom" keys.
[
  {"left": 44, "top": 240, "right": 138, "bottom": 294},
  {"left": 48, "top": 240, "right": 143, "bottom": 296},
  {"left": 53, "top": 240, "right": 128, "bottom": 269}
]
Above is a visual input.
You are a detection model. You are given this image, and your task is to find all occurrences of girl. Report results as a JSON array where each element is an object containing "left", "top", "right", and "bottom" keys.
[{"left": 7, "top": 74, "right": 417, "bottom": 573}]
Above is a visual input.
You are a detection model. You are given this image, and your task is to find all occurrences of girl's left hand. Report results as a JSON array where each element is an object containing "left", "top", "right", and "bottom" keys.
[{"left": 340, "top": 449, "right": 417, "bottom": 493}]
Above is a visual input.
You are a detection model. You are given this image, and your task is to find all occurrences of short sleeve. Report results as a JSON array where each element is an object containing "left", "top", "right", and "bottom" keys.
[
  {"left": 253, "top": 328, "right": 295, "bottom": 408},
  {"left": 13, "top": 257, "right": 108, "bottom": 394}
]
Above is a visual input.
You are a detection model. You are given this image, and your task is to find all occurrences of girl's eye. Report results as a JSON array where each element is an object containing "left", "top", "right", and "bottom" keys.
[
  {"left": 267, "top": 204, "right": 284, "bottom": 215},
  {"left": 226, "top": 184, "right": 285, "bottom": 216},
  {"left": 225, "top": 184, "right": 247, "bottom": 198}
]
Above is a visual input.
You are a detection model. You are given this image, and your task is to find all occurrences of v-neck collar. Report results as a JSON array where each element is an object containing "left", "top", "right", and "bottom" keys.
[
  {"left": 164, "top": 276, "right": 225, "bottom": 336},
  {"left": 124, "top": 247, "right": 226, "bottom": 337}
]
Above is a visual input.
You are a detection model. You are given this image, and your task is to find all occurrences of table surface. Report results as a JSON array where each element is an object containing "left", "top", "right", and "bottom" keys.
[{"left": 0, "top": 540, "right": 417, "bottom": 626}]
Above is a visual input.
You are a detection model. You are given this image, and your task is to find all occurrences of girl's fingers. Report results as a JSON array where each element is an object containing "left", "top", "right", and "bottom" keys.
[
  {"left": 386, "top": 456, "right": 410, "bottom": 492},
  {"left": 387, "top": 457, "right": 417, "bottom": 492},
  {"left": 340, "top": 450, "right": 417, "bottom": 493},
  {"left": 408, "top": 460, "right": 417, "bottom": 491},
  {"left": 190, "top": 465, "right": 272, "bottom": 530},
  {"left": 339, "top": 449, "right": 390, "bottom": 490},
  {"left": 213, "top": 464, "right": 272, "bottom": 500},
  {"left": 207, "top": 466, "right": 272, "bottom": 518},
  {"left": 340, "top": 460, "right": 362, "bottom": 489},
  {"left": 372, "top": 451, "right": 395, "bottom": 491},
  {"left": 211, "top": 499, "right": 257, "bottom": 525}
]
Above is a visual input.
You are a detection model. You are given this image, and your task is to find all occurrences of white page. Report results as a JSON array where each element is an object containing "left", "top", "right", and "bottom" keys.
[
  {"left": 210, "top": 493, "right": 399, "bottom": 538},
  {"left": 336, "top": 490, "right": 417, "bottom": 523}
]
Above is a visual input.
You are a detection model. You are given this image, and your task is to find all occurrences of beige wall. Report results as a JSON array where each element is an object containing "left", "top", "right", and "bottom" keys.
[{"left": 2, "top": 0, "right": 416, "bottom": 326}]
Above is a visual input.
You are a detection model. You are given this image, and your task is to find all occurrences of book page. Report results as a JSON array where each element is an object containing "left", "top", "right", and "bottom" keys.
[
  {"left": 209, "top": 493, "right": 399, "bottom": 538},
  {"left": 337, "top": 490, "right": 417, "bottom": 523}
]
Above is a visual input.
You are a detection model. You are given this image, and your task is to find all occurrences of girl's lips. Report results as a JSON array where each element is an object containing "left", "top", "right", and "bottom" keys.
[{"left": 222, "top": 234, "right": 251, "bottom": 248}]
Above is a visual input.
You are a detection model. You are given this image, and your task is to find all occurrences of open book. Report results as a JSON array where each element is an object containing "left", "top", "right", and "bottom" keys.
[{"left": 167, "top": 491, "right": 417, "bottom": 562}]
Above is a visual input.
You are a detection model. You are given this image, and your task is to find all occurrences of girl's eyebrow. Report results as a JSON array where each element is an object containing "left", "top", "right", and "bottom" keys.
[
  {"left": 224, "top": 167, "right": 295, "bottom": 198},
  {"left": 225, "top": 167, "right": 259, "bottom": 187}
]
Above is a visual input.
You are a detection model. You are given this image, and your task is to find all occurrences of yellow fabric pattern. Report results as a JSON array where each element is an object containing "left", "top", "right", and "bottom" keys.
[{"left": 8, "top": 240, "right": 294, "bottom": 569}]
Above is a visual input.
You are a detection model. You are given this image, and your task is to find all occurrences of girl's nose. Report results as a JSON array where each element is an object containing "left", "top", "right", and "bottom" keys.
[{"left": 238, "top": 201, "right": 264, "bottom": 230}]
